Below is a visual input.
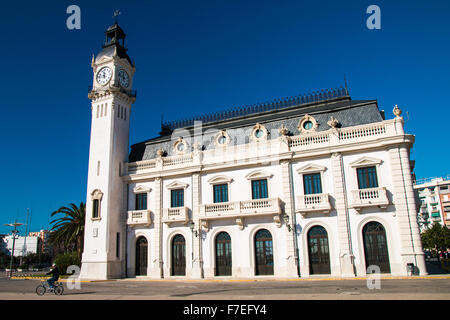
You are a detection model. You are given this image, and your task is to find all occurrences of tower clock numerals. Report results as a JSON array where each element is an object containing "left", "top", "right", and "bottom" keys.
[
  {"left": 118, "top": 69, "right": 129, "bottom": 88},
  {"left": 96, "top": 67, "right": 112, "bottom": 85}
]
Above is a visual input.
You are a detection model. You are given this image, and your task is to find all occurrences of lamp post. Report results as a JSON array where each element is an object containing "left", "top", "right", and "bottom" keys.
[
  {"left": 188, "top": 221, "right": 198, "bottom": 269},
  {"left": 4, "top": 221, "right": 23, "bottom": 277},
  {"left": 188, "top": 220, "right": 198, "bottom": 237},
  {"left": 282, "top": 214, "right": 292, "bottom": 232}
]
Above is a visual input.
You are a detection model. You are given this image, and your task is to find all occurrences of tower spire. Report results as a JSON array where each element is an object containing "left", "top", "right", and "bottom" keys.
[{"left": 113, "top": 10, "right": 121, "bottom": 24}]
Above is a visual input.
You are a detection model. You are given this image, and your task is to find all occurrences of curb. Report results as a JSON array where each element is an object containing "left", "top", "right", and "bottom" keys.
[
  {"left": 10, "top": 277, "right": 115, "bottom": 283},
  {"left": 10, "top": 275, "right": 450, "bottom": 282},
  {"left": 113, "top": 275, "right": 450, "bottom": 282}
]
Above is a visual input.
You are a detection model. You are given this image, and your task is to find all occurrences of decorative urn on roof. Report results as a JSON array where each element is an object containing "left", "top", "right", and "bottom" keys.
[{"left": 393, "top": 105, "right": 402, "bottom": 118}]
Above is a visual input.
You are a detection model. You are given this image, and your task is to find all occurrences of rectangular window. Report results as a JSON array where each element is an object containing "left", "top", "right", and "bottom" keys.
[
  {"left": 357, "top": 166, "right": 378, "bottom": 189},
  {"left": 252, "top": 179, "right": 268, "bottom": 199},
  {"left": 213, "top": 184, "right": 229, "bottom": 203},
  {"left": 135, "top": 193, "right": 147, "bottom": 210},
  {"left": 171, "top": 189, "right": 184, "bottom": 207},
  {"left": 303, "top": 173, "right": 322, "bottom": 194},
  {"left": 116, "top": 232, "right": 120, "bottom": 258},
  {"left": 92, "top": 199, "right": 99, "bottom": 218}
]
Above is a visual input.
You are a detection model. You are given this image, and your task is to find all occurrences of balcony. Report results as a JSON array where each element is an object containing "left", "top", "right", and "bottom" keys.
[
  {"left": 199, "top": 198, "right": 282, "bottom": 230},
  {"left": 350, "top": 187, "right": 390, "bottom": 212},
  {"left": 162, "top": 207, "right": 190, "bottom": 225},
  {"left": 296, "top": 193, "right": 332, "bottom": 216},
  {"left": 127, "top": 210, "right": 152, "bottom": 226}
]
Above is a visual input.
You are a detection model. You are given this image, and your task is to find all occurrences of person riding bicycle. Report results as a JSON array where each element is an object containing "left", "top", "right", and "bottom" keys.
[{"left": 46, "top": 263, "right": 59, "bottom": 290}]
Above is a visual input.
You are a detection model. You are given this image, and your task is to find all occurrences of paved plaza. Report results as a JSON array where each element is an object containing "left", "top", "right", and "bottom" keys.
[{"left": 0, "top": 275, "right": 449, "bottom": 300}]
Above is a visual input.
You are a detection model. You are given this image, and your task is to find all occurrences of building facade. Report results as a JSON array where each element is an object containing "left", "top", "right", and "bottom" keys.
[
  {"left": 28, "top": 230, "right": 52, "bottom": 256},
  {"left": 414, "top": 176, "right": 450, "bottom": 231},
  {"left": 4, "top": 235, "right": 40, "bottom": 257},
  {"left": 80, "top": 23, "right": 427, "bottom": 280}
]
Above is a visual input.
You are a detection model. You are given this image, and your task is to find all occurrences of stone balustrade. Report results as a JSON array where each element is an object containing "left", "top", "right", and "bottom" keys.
[
  {"left": 162, "top": 207, "right": 190, "bottom": 225},
  {"left": 350, "top": 187, "right": 390, "bottom": 212},
  {"left": 296, "top": 193, "right": 332, "bottom": 216},
  {"left": 126, "top": 119, "right": 401, "bottom": 175},
  {"left": 127, "top": 210, "right": 152, "bottom": 226}
]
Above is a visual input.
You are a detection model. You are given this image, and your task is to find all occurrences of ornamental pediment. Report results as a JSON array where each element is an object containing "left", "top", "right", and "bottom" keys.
[
  {"left": 349, "top": 156, "right": 383, "bottom": 168},
  {"left": 245, "top": 170, "right": 273, "bottom": 180},
  {"left": 207, "top": 175, "right": 233, "bottom": 184},
  {"left": 296, "top": 163, "right": 327, "bottom": 174},
  {"left": 166, "top": 180, "right": 189, "bottom": 190},
  {"left": 133, "top": 185, "right": 151, "bottom": 193}
]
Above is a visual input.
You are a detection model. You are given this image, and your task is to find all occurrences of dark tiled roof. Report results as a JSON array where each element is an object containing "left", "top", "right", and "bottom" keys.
[{"left": 128, "top": 96, "right": 383, "bottom": 162}]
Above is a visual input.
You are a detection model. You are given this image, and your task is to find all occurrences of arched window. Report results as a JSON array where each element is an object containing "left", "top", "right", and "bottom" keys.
[
  {"left": 135, "top": 236, "right": 148, "bottom": 276},
  {"left": 171, "top": 234, "right": 186, "bottom": 276},
  {"left": 91, "top": 189, "right": 103, "bottom": 220},
  {"left": 307, "top": 226, "right": 330, "bottom": 274},
  {"left": 254, "top": 229, "right": 274, "bottom": 275},
  {"left": 362, "top": 222, "right": 390, "bottom": 273},
  {"left": 215, "top": 232, "right": 232, "bottom": 276}
]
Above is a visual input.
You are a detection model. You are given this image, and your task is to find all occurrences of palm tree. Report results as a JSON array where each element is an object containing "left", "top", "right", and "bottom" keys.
[{"left": 49, "top": 202, "right": 85, "bottom": 261}]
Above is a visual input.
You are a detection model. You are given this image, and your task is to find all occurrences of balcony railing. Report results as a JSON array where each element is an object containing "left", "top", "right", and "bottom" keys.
[
  {"left": 88, "top": 81, "right": 137, "bottom": 99},
  {"left": 199, "top": 198, "right": 282, "bottom": 229},
  {"left": 296, "top": 193, "right": 332, "bottom": 216},
  {"left": 162, "top": 207, "right": 190, "bottom": 225},
  {"left": 350, "top": 187, "right": 389, "bottom": 212},
  {"left": 127, "top": 210, "right": 152, "bottom": 226},
  {"left": 126, "top": 119, "right": 403, "bottom": 176}
]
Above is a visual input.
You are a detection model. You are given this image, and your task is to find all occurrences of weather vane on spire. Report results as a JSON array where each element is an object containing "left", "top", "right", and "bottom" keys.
[{"left": 113, "top": 10, "right": 121, "bottom": 24}]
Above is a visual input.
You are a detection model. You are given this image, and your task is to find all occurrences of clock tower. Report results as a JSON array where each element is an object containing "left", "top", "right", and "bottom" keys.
[{"left": 80, "top": 22, "right": 136, "bottom": 279}]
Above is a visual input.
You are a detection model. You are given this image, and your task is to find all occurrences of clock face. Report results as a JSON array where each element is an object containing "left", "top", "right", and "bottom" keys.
[
  {"left": 96, "top": 67, "right": 112, "bottom": 85},
  {"left": 118, "top": 69, "right": 129, "bottom": 88}
]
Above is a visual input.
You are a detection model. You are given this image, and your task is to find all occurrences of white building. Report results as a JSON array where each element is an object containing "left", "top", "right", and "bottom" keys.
[
  {"left": 4, "top": 235, "right": 40, "bottom": 257},
  {"left": 414, "top": 176, "right": 450, "bottom": 231},
  {"left": 80, "top": 22, "right": 427, "bottom": 280}
]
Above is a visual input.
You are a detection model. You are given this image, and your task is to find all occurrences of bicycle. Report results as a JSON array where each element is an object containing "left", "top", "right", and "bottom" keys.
[{"left": 35, "top": 280, "right": 64, "bottom": 296}]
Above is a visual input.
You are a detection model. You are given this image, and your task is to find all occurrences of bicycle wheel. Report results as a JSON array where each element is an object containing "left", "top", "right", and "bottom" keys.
[
  {"left": 36, "top": 285, "right": 46, "bottom": 296},
  {"left": 54, "top": 284, "right": 64, "bottom": 295}
]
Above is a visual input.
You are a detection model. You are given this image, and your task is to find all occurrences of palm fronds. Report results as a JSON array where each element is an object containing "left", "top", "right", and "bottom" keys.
[{"left": 48, "top": 202, "right": 85, "bottom": 259}]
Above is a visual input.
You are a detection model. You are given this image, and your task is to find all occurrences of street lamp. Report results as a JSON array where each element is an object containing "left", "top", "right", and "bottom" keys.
[
  {"left": 188, "top": 220, "right": 198, "bottom": 237},
  {"left": 4, "top": 221, "right": 23, "bottom": 277},
  {"left": 282, "top": 214, "right": 292, "bottom": 232}
]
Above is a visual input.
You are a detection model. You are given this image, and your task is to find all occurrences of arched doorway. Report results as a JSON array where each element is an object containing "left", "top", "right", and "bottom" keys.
[
  {"left": 171, "top": 234, "right": 186, "bottom": 276},
  {"left": 215, "top": 232, "right": 232, "bottom": 276},
  {"left": 307, "top": 226, "right": 331, "bottom": 274},
  {"left": 135, "top": 236, "right": 148, "bottom": 276},
  {"left": 254, "top": 229, "right": 274, "bottom": 275},
  {"left": 363, "top": 221, "right": 390, "bottom": 273}
]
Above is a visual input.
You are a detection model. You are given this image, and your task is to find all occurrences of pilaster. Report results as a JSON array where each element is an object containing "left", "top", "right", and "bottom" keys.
[
  {"left": 331, "top": 152, "right": 356, "bottom": 277},
  {"left": 280, "top": 160, "right": 299, "bottom": 277},
  {"left": 191, "top": 173, "right": 204, "bottom": 278},
  {"left": 149, "top": 177, "right": 164, "bottom": 278},
  {"left": 388, "top": 145, "right": 427, "bottom": 275}
]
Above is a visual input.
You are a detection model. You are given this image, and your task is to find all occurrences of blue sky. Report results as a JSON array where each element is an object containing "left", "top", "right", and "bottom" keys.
[{"left": 0, "top": 0, "right": 449, "bottom": 234}]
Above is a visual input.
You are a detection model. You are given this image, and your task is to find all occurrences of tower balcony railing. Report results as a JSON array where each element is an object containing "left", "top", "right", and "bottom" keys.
[
  {"left": 296, "top": 193, "right": 332, "bottom": 216},
  {"left": 88, "top": 83, "right": 136, "bottom": 99},
  {"left": 127, "top": 209, "right": 152, "bottom": 226},
  {"left": 350, "top": 187, "right": 390, "bottom": 212},
  {"left": 199, "top": 198, "right": 282, "bottom": 230},
  {"left": 162, "top": 207, "right": 190, "bottom": 225}
]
